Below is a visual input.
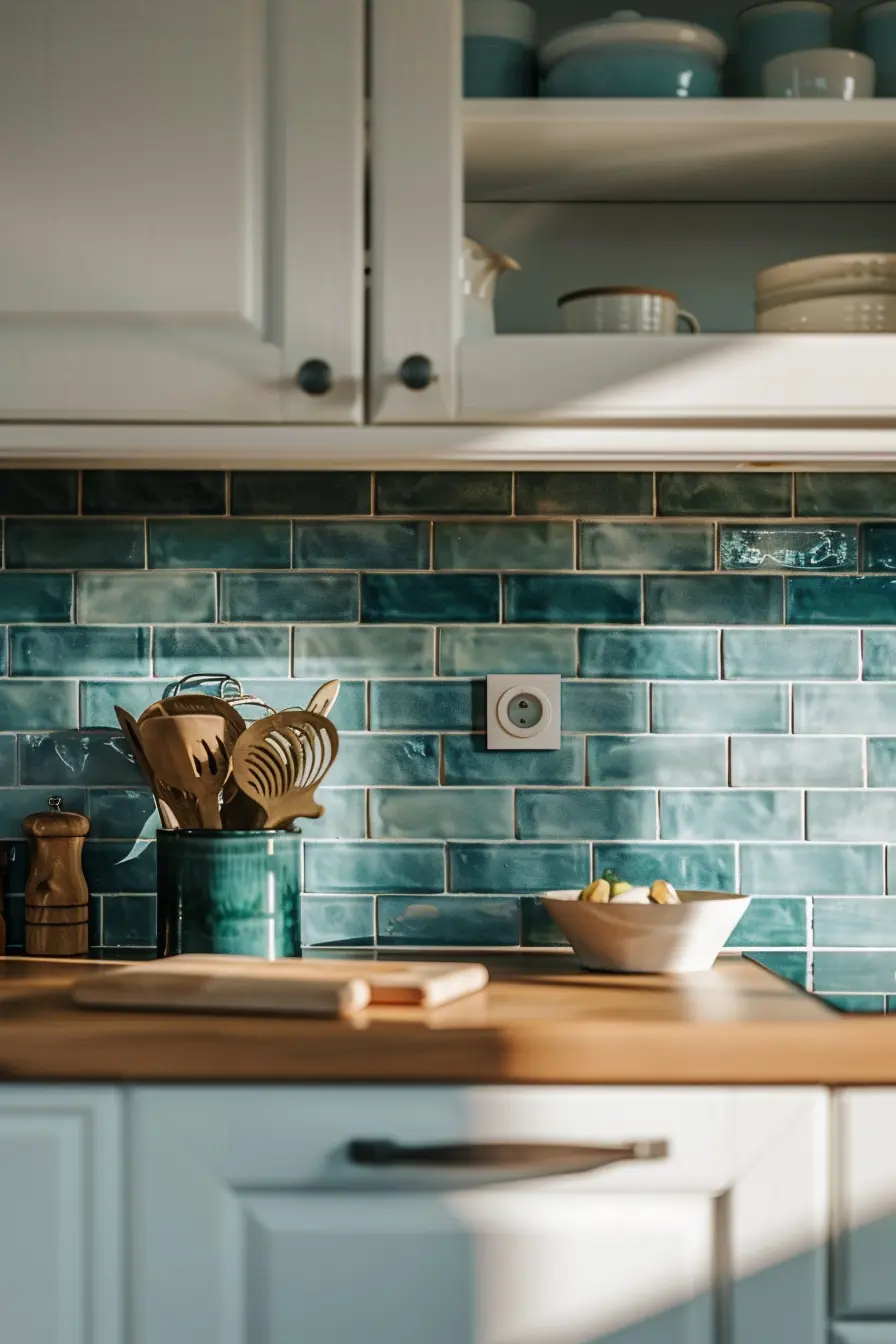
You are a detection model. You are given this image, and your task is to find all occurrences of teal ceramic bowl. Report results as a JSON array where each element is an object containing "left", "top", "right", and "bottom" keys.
[
  {"left": 540, "top": 14, "right": 727, "bottom": 99},
  {"left": 737, "top": 1, "right": 833, "bottom": 95},
  {"left": 859, "top": 1, "right": 896, "bottom": 95},
  {"left": 156, "top": 830, "right": 301, "bottom": 958}
]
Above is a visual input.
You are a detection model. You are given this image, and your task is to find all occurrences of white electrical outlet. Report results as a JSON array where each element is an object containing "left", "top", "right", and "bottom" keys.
[{"left": 486, "top": 674, "right": 561, "bottom": 751}]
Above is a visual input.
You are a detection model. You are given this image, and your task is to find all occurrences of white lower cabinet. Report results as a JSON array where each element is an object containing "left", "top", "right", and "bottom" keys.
[
  {"left": 129, "top": 1086, "right": 828, "bottom": 1344},
  {"left": 0, "top": 1087, "right": 123, "bottom": 1344},
  {"left": 833, "top": 1090, "right": 896, "bottom": 1321}
]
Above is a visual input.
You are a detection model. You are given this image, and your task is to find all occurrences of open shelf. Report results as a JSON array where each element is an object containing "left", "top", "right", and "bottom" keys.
[{"left": 464, "top": 100, "right": 896, "bottom": 203}]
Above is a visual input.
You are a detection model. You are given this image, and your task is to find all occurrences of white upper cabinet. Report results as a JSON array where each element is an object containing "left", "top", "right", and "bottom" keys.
[
  {"left": 0, "top": 0, "right": 364, "bottom": 423},
  {"left": 370, "top": 0, "right": 896, "bottom": 429}
]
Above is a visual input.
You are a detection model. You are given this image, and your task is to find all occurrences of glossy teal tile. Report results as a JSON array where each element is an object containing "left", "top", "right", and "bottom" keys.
[
  {"left": 725, "top": 897, "right": 806, "bottom": 948},
  {"left": 661, "top": 790, "right": 802, "bottom": 841},
  {"left": 747, "top": 951, "right": 808, "bottom": 988},
  {"left": 741, "top": 843, "right": 883, "bottom": 895},
  {"left": 652, "top": 684, "right": 788, "bottom": 733},
  {"left": 376, "top": 472, "right": 511, "bottom": 516},
  {"left": 301, "top": 895, "right": 374, "bottom": 948},
  {"left": 0, "top": 575, "right": 72, "bottom": 623},
  {"left": 515, "top": 472, "right": 652, "bottom": 517},
  {"left": 439, "top": 627, "right": 576, "bottom": 676},
  {"left": 580, "top": 629, "right": 718, "bottom": 680},
  {"left": 1, "top": 893, "right": 23, "bottom": 946},
  {"left": 863, "top": 632, "right": 896, "bottom": 681},
  {"left": 581, "top": 523, "right": 714, "bottom": 572},
  {"left": 0, "top": 470, "right": 77, "bottom": 515},
  {"left": 731, "top": 736, "right": 862, "bottom": 788},
  {"left": 0, "top": 681, "right": 78, "bottom": 730},
  {"left": 294, "top": 626, "right": 434, "bottom": 678},
  {"left": 808, "top": 790, "right": 896, "bottom": 841},
  {"left": 5, "top": 520, "right": 145, "bottom": 570},
  {"left": 87, "top": 789, "right": 157, "bottom": 839},
  {"left": 589, "top": 735, "right": 726, "bottom": 786},
  {"left": 377, "top": 895, "right": 519, "bottom": 947},
  {"left": 869, "top": 739, "right": 896, "bottom": 787},
  {"left": 221, "top": 573, "right": 358, "bottom": 623},
  {"left": 303, "top": 842, "right": 444, "bottom": 894},
  {"left": 298, "top": 790, "right": 367, "bottom": 840},
  {"left": 505, "top": 576, "right": 641, "bottom": 624},
  {"left": 329, "top": 735, "right": 439, "bottom": 787},
  {"left": 80, "top": 679, "right": 174, "bottom": 727},
  {"left": 435, "top": 522, "right": 573, "bottom": 571},
  {"left": 448, "top": 842, "right": 589, "bottom": 893},
  {"left": 824, "top": 995, "right": 885, "bottom": 1014},
  {"left": 862, "top": 524, "right": 896, "bottom": 572},
  {"left": 0, "top": 737, "right": 16, "bottom": 784},
  {"left": 562, "top": 682, "right": 648, "bottom": 733},
  {"left": 814, "top": 898, "right": 896, "bottom": 947},
  {"left": 149, "top": 519, "right": 291, "bottom": 569},
  {"left": 293, "top": 521, "right": 429, "bottom": 570},
  {"left": 11, "top": 626, "right": 150, "bottom": 677},
  {"left": 231, "top": 471, "right": 371, "bottom": 516},
  {"left": 274, "top": 681, "right": 366, "bottom": 731},
  {"left": 646, "top": 576, "right": 782, "bottom": 625},
  {"left": 370, "top": 681, "right": 481, "bottom": 731},
  {"left": 154, "top": 627, "right": 290, "bottom": 679},
  {"left": 370, "top": 788, "right": 514, "bottom": 840},
  {"left": 362, "top": 574, "right": 499, "bottom": 624},
  {"left": 78, "top": 573, "right": 216, "bottom": 624},
  {"left": 796, "top": 472, "right": 896, "bottom": 518},
  {"left": 788, "top": 577, "right": 896, "bottom": 625},
  {"left": 795, "top": 685, "right": 896, "bottom": 735},
  {"left": 443, "top": 734, "right": 584, "bottom": 785},
  {"left": 721, "top": 525, "right": 856, "bottom": 571},
  {"left": 0, "top": 637, "right": 6, "bottom": 678},
  {"left": 83, "top": 470, "right": 226, "bottom": 515},
  {"left": 0, "top": 787, "right": 86, "bottom": 837},
  {"left": 79, "top": 676, "right": 365, "bottom": 730},
  {"left": 82, "top": 840, "right": 156, "bottom": 894},
  {"left": 517, "top": 790, "right": 657, "bottom": 841},
  {"left": 19, "top": 732, "right": 142, "bottom": 786},
  {"left": 520, "top": 896, "right": 568, "bottom": 947},
  {"left": 723, "top": 628, "right": 858, "bottom": 680},
  {"left": 658, "top": 473, "right": 791, "bottom": 517},
  {"left": 102, "top": 895, "right": 156, "bottom": 947},
  {"left": 592, "top": 843, "right": 736, "bottom": 891},
  {"left": 814, "top": 951, "right": 896, "bottom": 992}
]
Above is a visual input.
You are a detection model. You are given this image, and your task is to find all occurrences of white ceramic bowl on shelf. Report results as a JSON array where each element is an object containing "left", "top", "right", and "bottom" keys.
[
  {"left": 757, "top": 292, "right": 896, "bottom": 331},
  {"left": 762, "top": 47, "right": 876, "bottom": 98},
  {"left": 540, "top": 889, "right": 752, "bottom": 974},
  {"left": 756, "top": 253, "right": 896, "bottom": 301}
]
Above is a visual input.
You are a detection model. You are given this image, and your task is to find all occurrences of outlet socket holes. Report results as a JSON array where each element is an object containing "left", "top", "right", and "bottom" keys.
[
  {"left": 486, "top": 675, "right": 561, "bottom": 750},
  {"left": 506, "top": 692, "right": 544, "bottom": 731}
]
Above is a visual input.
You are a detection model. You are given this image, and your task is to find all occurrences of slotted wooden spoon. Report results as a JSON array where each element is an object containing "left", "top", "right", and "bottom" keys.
[
  {"left": 139, "top": 713, "right": 232, "bottom": 830},
  {"left": 230, "top": 710, "right": 338, "bottom": 830}
]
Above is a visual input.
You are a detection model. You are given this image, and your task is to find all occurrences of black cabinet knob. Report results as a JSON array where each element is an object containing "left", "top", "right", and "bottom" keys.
[
  {"left": 399, "top": 354, "right": 435, "bottom": 391},
  {"left": 296, "top": 359, "right": 333, "bottom": 396}
]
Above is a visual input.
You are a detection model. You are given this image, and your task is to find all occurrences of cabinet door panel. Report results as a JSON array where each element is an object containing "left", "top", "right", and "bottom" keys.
[
  {"left": 0, "top": 1086, "right": 122, "bottom": 1344},
  {"left": 0, "top": 0, "right": 363, "bottom": 422},
  {"left": 834, "top": 1090, "right": 896, "bottom": 1318}
]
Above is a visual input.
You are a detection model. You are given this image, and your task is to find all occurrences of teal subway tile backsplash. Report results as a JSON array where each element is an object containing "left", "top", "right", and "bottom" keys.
[
  {"left": 580, "top": 628, "right": 718, "bottom": 680},
  {"left": 6, "top": 520, "right": 144, "bottom": 570},
  {"left": 1, "top": 466, "right": 896, "bottom": 1001},
  {"left": 581, "top": 522, "right": 714, "bottom": 572},
  {"left": 747, "top": 951, "right": 808, "bottom": 988},
  {"left": 516, "top": 472, "right": 652, "bottom": 517}
]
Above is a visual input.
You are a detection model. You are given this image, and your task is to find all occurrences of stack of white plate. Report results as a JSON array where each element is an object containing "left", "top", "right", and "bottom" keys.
[{"left": 755, "top": 253, "right": 896, "bottom": 332}]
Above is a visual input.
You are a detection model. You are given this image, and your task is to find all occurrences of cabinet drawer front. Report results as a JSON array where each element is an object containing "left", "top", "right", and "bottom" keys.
[{"left": 834, "top": 1090, "right": 896, "bottom": 1318}]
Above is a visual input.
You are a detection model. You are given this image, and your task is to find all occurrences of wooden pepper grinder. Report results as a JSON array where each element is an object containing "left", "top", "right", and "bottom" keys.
[{"left": 23, "top": 797, "right": 90, "bottom": 957}]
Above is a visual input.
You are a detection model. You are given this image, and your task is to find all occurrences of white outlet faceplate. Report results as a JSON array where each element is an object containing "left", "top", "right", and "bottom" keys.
[{"left": 486, "top": 674, "right": 561, "bottom": 751}]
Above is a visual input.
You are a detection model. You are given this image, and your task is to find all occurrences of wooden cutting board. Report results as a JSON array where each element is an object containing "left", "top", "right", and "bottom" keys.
[{"left": 72, "top": 955, "right": 489, "bottom": 1016}]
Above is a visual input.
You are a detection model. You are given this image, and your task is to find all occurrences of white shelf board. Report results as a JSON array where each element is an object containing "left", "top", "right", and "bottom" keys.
[{"left": 464, "top": 99, "right": 896, "bottom": 203}]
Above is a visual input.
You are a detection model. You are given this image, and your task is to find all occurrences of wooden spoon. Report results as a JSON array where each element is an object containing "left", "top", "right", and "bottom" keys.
[
  {"left": 230, "top": 710, "right": 338, "bottom": 830},
  {"left": 139, "top": 714, "right": 231, "bottom": 830},
  {"left": 115, "top": 705, "right": 186, "bottom": 830}
]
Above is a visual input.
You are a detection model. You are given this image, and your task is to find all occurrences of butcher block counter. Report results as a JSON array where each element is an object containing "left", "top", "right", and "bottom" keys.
[{"left": 1, "top": 950, "right": 895, "bottom": 1085}]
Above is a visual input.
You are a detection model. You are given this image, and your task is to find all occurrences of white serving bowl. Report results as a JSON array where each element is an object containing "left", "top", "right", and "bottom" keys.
[
  {"left": 756, "top": 252, "right": 896, "bottom": 301},
  {"left": 762, "top": 47, "right": 876, "bottom": 98},
  {"left": 541, "top": 889, "right": 752, "bottom": 974}
]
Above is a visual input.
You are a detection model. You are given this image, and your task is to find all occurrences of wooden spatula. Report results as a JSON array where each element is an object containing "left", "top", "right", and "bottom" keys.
[
  {"left": 230, "top": 709, "right": 338, "bottom": 830},
  {"left": 140, "top": 713, "right": 231, "bottom": 830},
  {"left": 115, "top": 705, "right": 190, "bottom": 829}
]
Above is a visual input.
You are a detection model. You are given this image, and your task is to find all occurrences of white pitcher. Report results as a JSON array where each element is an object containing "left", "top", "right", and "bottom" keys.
[{"left": 463, "top": 237, "right": 520, "bottom": 337}]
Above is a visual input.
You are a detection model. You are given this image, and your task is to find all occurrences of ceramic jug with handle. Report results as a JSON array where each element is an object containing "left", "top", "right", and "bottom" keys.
[{"left": 463, "top": 237, "right": 521, "bottom": 337}]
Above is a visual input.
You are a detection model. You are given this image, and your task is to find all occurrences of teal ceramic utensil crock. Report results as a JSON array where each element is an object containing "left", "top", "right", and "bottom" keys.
[{"left": 156, "top": 830, "right": 301, "bottom": 958}]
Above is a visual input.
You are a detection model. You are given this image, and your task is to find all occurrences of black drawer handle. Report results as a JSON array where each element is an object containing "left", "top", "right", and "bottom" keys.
[{"left": 348, "top": 1139, "right": 668, "bottom": 1178}]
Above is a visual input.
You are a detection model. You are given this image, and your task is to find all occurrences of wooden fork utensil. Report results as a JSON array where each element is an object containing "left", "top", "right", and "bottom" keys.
[{"left": 139, "top": 713, "right": 232, "bottom": 830}]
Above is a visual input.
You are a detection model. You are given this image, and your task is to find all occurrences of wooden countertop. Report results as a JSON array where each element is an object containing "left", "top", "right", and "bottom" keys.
[{"left": 0, "top": 952, "right": 894, "bottom": 1086}]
